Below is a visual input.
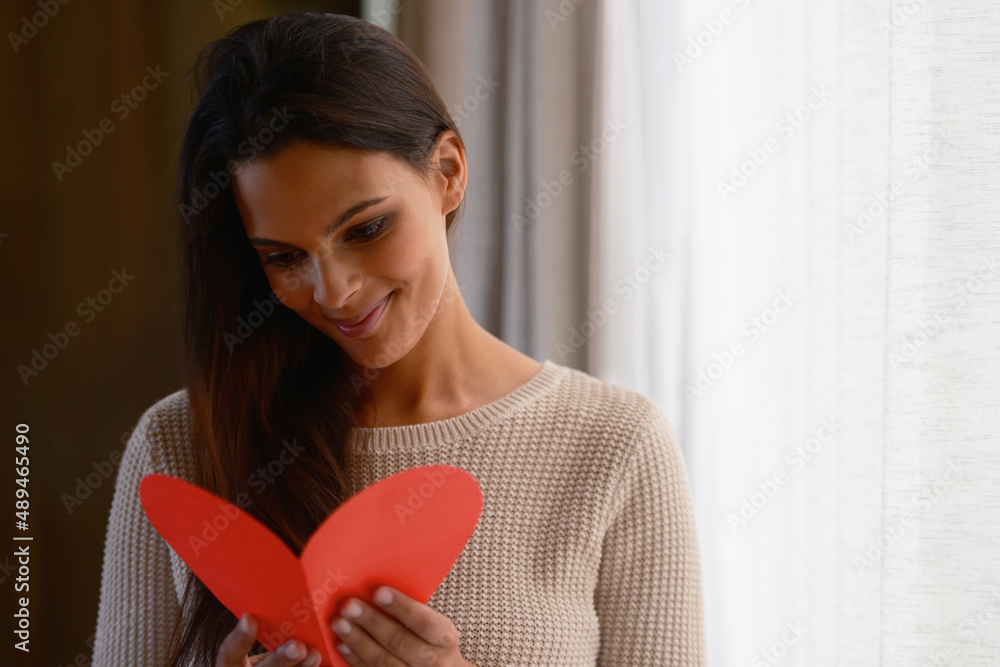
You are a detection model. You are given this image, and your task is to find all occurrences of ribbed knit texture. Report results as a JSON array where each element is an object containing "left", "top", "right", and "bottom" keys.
[{"left": 92, "top": 358, "right": 707, "bottom": 666}]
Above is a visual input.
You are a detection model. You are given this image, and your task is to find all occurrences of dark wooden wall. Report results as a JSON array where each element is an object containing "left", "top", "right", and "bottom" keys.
[{"left": 1, "top": 2, "right": 361, "bottom": 664}]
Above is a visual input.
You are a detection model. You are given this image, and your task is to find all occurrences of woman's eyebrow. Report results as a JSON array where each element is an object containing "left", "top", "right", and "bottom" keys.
[{"left": 248, "top": 195, "right": 390, "bottom": 247}]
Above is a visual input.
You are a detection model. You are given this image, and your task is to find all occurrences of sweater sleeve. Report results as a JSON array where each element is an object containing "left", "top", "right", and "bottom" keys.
[
  {"left": 92, "top": 415, "right": 182, "bottom": 667},
  {"left": 593, "top": 405, "right": 708, "bottom": 666}
]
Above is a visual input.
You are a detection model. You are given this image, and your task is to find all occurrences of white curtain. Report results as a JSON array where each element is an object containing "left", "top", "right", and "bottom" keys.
[
  {"left": 393, "top": 0, "right": 1000, "bottom": 663},
  {"left": 593, "top": 0, "right": 1000, "bottom": 664}
]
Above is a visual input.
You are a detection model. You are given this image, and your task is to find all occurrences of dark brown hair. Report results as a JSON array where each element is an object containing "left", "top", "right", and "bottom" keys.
[{"left": 167, "top": 12, "right": 463, "bottom": 665}]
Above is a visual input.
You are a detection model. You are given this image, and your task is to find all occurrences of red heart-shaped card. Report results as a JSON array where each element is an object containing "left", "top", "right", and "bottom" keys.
[{"left": 139, "top": 465, "right": 483, "bottom": 667}]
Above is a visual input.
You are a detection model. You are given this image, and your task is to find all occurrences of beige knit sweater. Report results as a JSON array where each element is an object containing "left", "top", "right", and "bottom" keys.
[{"left": 92, "top": 358, "right": 707, "bottom": 666}]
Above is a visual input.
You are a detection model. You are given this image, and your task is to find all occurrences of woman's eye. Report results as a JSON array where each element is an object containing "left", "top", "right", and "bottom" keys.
[
  {"left": 264, "top": 251, "right": 301, "bottom": 268},
  {"left": 350, "top": 215, "right": 390, "bottom": 241},
  {"left": 263, "top": 216, "right": 390, "bottom": 268}
]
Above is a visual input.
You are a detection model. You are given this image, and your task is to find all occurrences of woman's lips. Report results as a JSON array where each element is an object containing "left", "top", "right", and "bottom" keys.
[{"left": 330, "top": 293, "right": 391, "bottom": 337}]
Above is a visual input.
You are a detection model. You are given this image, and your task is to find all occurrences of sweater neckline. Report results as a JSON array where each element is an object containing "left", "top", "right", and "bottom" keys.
[{"left": 347, "top": 358, "right": 564, "bottom": 450}]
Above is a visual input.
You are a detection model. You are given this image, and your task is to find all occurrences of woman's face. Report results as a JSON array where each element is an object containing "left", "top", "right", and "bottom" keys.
[{"left": 231, "top": 137, "right": 461, "bottom": 370}]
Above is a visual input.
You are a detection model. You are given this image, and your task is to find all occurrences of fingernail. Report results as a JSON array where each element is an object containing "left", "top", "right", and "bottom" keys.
[
  {"left": 283, "top": 641, "right": 304, "bottom": 659},
  {"left": 302, "top": 651, "right": 322, "bottom": 667},
  {"left": 337, "top": 643, "right": 352, "bottom": 655},
  {"left": 238, "top": 613, "right": 252, "bottom": 635},
  {"left": 342, "top": 600, "right": 362, "bottom": 618},
  {"left": 375, "top": 587, "right": 394, "bottom": 606}
]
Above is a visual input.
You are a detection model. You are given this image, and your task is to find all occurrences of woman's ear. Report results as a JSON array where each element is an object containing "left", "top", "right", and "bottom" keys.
[{"left": 431, "top": 130, "right": 467, "bottom": 216}]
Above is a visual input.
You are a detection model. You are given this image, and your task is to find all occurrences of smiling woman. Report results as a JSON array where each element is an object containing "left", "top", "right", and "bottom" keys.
[
  {"left": 231, "top": 142, "right": 458, "bottom": 368},
  {"left": 91, "top": 11, "right": 706, "bottom": 667}
]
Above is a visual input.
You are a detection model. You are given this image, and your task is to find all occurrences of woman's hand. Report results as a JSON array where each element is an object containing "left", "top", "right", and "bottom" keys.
[
  {"left": 215, "top": 613, "right": 323, "bottom": 667},
  {"left": 330, "top": 585, "right": 477, "bottom": 667}
]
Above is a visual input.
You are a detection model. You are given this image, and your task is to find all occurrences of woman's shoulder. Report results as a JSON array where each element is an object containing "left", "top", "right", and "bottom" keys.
[
  {"left": 539, "top": 360, "right": 671, "bottom": 441},
  {"left": 125, "top": 388, "right": 196, "bottom": 481},
  {"left": 133, "top": 388, "right": 192, "bottom": 442},
  {"left": 549, "top": 360, "right": 662, "bottom": 423}
]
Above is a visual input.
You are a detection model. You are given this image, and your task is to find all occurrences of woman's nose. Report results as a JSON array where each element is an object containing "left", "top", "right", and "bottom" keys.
[{"left": 310, "top": 252, "right": 360, "bottom": 309}]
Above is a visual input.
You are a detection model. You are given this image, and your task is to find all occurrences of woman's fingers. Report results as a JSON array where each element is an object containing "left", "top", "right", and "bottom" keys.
[
  {"left": 216, "top": 613, "right": 323, "bottom": 667},
  {"left": 329, "top": 587, "right": 464, "bottom": 666},
  {"left": 216, "top": 614, "right": 258, "bottom": 666},
  {"left": 255, "top": 643, "right": 323, "bottom": 667}
]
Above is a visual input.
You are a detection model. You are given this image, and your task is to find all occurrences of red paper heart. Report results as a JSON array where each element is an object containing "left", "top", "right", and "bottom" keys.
[{"left": 139, "top": 465, "right": 482, "bottom": 667}]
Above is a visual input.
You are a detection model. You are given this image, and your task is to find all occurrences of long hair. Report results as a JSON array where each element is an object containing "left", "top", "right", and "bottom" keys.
[{"left": 166, "top": 12, "right": 464, "bottom": 665}]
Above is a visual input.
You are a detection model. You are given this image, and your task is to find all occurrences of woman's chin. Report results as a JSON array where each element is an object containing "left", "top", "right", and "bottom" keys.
[{"left": 340, "top": 343, "right": 404, "bottom": 374}]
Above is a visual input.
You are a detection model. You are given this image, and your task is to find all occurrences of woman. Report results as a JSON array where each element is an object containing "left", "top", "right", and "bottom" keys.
[{"left": 91, "top": 12, "right": 707, "bottom": 667}]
